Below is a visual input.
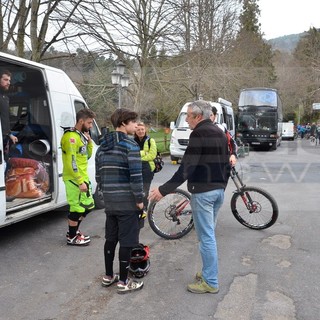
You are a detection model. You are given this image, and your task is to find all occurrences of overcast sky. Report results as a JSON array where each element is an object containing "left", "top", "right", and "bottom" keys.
[{"left": 258, "top": 0, "right": 320, "bottom": 39}]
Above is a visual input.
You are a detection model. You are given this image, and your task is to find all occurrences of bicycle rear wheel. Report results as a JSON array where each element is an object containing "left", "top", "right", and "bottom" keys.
[
  {"left": 230, "top": 186, "right": 278, "bottom": 230},
  {"left": 147, "top": 189, "right": 193, "bottom": 239}
]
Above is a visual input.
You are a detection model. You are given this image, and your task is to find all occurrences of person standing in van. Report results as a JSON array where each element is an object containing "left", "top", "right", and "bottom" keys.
[
  {"left": 0, "top": 69, "right": 18, "bottom": 157},
  {"left": 61, "top": 109, "right": 96, "bottom": 246},
  {"left": 134, "top": 122, "right": 157, "bottom": 224}
]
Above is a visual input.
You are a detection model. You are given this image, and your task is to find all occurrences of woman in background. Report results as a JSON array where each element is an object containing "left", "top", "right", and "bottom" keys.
[{"left": 134, "top": 123, "right": 157, "bottom": 213}]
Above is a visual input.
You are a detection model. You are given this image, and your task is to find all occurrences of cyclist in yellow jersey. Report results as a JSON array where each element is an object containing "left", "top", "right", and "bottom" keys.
[{"left": 61, "top": 109, "right": 96, "bottom": 246}]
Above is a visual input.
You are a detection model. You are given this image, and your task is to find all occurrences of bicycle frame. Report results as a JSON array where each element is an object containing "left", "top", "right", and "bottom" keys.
[
  {"left": 148, "top": 166, "right": 278, "bottom": 239},
  {"left": 172, "top": 168, "right": 254, "bottom": 219},
  {"left": 167, "top": 199, "right": 190, "bottom": 224}
]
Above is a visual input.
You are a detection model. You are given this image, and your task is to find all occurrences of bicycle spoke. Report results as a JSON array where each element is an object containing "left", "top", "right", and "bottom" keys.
[{"left": 148, "top": 189, "right": 193, "bottom": 239}]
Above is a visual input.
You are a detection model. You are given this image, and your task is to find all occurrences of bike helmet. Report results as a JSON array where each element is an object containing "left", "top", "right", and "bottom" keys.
[
  {"left": 129, "top": 244, "right": 150, "bottom": 278},
  {"left": 129, "top": 259, "right": 150, "bottom": 278}
]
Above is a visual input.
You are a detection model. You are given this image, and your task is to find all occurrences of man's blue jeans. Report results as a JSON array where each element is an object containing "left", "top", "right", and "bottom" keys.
[{"left": 191, "top": 188, "right": 224, "bottom": 288}]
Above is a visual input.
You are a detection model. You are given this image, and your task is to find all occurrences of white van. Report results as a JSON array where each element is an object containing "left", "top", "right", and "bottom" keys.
[
  {"left": 0, "top": 52, "right": 102, "bottom": 228},
  {"left": 169, "top": 98, "right": 235, "bottom": 162},
  {"left": 281, "top": 122, "right": 294, "bottom": 140}
]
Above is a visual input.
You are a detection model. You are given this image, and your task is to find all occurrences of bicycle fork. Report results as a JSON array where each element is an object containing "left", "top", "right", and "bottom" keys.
[
  {"left": 231, "top": 167, "right": 257, "bottom": 213},
  {"left": 240, "top": 192, "right": 258, "bottom": 213}
]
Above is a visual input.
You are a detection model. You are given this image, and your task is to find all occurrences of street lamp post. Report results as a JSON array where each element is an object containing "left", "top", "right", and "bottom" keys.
[{"left": 111, "top": 61, "right": 130, "bottom": 108}]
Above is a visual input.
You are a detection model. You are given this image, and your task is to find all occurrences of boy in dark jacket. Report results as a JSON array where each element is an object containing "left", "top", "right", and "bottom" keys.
[{"left": 95, "top": 108, "right": 144, "bottom": 294}]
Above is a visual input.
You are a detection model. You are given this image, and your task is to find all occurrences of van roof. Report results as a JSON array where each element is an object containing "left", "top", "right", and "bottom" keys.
[
  {"left": 0, "top": 51, "right": 83, "bottom": 97},
  {"left": 0, "top": 51, "right": 64, "bottom": 73},
  {"left": 179, "top": 101, "right": 231, "bottom": 113},
  {"left": 240, "top": 87, "right": 278, "bottom": 93}
]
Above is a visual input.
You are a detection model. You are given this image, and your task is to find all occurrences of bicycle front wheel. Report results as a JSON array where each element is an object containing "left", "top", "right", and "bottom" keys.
[
  {"left": 231, "top": 186, "right": 278, "bottom": 230},
  {"left": 147, "top": 189, "right": 193, "bottom": 240}
]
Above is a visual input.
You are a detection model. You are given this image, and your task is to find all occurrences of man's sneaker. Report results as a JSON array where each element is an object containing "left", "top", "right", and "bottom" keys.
[
  {"left": 195, "top": 272, "right": 202, "bottom": 281},
  {"left": 187, "top": 279, "right": 219, "bottom": 294},
  {"left": 66, "top": 230, "right": 90, "bottom": 240},
  {"left": 67, "top": 234, "right": 90, "bottom": 246},
  {"left": 117, "top": 278, "right": 144, "bottom": 294},
  {"left": 102, "top": 274, "right": 119, "bottom": 287}
]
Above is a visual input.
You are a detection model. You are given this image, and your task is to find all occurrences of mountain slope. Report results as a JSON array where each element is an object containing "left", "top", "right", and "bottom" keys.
[{"left": 267, "top": 33, "right": 306, "bottom": 52}]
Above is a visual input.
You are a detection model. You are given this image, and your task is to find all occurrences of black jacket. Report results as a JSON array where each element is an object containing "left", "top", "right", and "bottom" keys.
[
  {"left": 159, "top": 119, "right": 230, "bottom": 195},
  {"left": 0, "top": 91, "right": 11, "bottom": 138}
]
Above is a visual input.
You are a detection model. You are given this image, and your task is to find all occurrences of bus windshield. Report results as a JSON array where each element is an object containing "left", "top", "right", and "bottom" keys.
[
  {"left": 238, "top": 110, "right": 278, "bottom": 131},
  {"left": 239, "top": 89, "right": 277, "bottom": 107}
]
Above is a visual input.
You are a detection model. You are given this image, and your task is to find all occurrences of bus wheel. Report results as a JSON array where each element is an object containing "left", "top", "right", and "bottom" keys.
[{"left": 271, "top": 143, "right": 277, "bottom": 151}]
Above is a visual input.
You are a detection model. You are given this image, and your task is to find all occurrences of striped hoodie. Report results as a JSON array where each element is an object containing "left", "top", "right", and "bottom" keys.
[{"left": 95, "top": 131, "right": 143, "bottom": 204}]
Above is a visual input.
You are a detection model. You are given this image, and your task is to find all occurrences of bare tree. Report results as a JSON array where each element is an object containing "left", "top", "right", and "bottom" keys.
[
  {"left": 0, "top": 0, "right": 84, "bottom": 61},
  {"left": 143, "top": 0, "right": 241, "bottom": 116},
  {"left": 71, "top": 0, "right": 241, "bottom": 117},
  {"left": 176, "top": 0, "right": 239, "bottom": 53},
  {"left": 0, "top": 0, "right": 21, "bottom": 52},
  {"left": 71, "top": 0, "right": 183, "bottom": 112}
]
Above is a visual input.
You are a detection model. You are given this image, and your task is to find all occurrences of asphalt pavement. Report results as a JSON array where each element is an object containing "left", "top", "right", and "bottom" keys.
[{"left": 0, "top": 138, "right": 319, "bottom": 320}]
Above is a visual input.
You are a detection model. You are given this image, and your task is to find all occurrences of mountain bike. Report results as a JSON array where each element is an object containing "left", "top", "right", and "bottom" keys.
[{"left": 147, "top": 166, "right": 279, "bottom": 240}]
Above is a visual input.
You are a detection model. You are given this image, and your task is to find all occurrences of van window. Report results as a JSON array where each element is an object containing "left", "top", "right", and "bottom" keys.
[
  {"left": 226, "top": 114, "right": 234, "bottom": 131},
  {"left": 74, "top": 101, "right": 100, "bottom": 145},
  {"left": 176, "top": 112, "right": 189, "bottom": 128}
]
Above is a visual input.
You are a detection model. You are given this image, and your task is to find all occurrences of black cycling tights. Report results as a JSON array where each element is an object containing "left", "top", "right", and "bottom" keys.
[{"left": 104, "top": 241, "right": 132, "bottom": 283}]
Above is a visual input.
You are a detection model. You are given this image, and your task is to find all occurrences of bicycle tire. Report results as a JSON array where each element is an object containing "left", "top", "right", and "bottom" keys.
[
  {"left": 230, "top": 186, "right": 278, "bottom": 230},
  {"left": 147, "top": 188, "right": 194, "bottom": 239}
]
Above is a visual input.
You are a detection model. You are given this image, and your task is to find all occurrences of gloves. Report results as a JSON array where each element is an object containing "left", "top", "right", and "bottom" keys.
[{"left": 139, "top": 209, "right": 147, "bottom": 220}]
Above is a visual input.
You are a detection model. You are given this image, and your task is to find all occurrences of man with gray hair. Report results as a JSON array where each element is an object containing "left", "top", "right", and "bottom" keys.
[{"left": 149, "top": 100, "right": 230, "bottom": 294}]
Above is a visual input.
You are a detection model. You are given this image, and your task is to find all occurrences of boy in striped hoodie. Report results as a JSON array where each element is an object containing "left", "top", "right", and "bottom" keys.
[{"left": 95, "top": 108, "right": 144, "bottom": 294}]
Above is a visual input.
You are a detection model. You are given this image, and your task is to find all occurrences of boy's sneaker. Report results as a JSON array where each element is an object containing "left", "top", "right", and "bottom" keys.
[
  {"left": 66, "top": 230, "right": 90, "bottom": 240},
  {"left": 102, "top": 274, "right": 119, "bottom": 287},
  {"left": 67, "top": 234, "right": 90, "bottom": 246},
  {"left": 117, "top": 278, "right": 144, "bottom": 294},
  {"left": 187, "top": 279, "right": 219, "bottom": 294}
]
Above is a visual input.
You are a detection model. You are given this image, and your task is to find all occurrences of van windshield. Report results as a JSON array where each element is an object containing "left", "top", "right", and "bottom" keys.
[
  {"left": 176, "top": 111, "right": 221, "bottom": 129},
  {"left": 176, "top": 112, "right": 190, "bottom": 128}
]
